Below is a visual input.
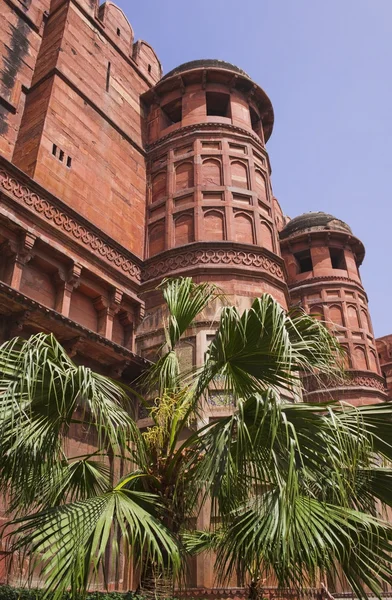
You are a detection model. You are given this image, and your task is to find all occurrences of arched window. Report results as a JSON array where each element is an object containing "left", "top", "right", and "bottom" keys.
[
  {"left": 231, "top": 160, "right": 249, "bottom": 189},
  {"left": 204, "top": 210, "right": 225, "bottom": 241},
  {"left": 149, "top": 221, "right": 165, "bottom": 256},
  {"left": 202, "top": 158, "right": 222, "bottom": 187},
  {"left": 175, "top": 162, "right": 194, "bottom": 192},
  {"left": 174, "top": 213, "right": 194, "bottom": 247},
  {"left": 234, "top": 212, "right": 254, "bottom": 244}
]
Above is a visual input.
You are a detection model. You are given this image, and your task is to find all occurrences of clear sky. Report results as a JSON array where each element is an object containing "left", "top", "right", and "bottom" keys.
[{"left": 115, "top": 0, "right": 392, "bottom": 338}]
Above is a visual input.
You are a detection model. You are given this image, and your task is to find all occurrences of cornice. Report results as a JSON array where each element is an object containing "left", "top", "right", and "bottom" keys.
[
  {"left": 146, "top": 122, "right": 266, "bottom": 154},
  {"left": 0, "top": 157, "right": 142, "bottom": 285},
  {"left": 0, "top": 280, "right": 149, "bottom": 367},
  {"left": 288, "top": 276, "right": 367, "bottom": 300}
]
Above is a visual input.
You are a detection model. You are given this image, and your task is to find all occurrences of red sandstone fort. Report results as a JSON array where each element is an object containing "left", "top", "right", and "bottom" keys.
[{"left": 0, "top": 0, "right": 392, "bottom": 592}]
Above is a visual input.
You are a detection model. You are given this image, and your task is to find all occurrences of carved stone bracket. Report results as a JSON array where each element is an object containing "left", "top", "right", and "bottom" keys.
[
  {"left": 62, "top": 336, "right": 85, "bottom": 358},
  {"left": 6, "top": 309, "right": 31, "bottom": 338}
]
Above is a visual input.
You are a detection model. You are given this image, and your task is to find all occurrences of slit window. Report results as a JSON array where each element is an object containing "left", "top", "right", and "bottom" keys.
[
  {"left": 161, "top": 98, "right": 182, "bottom": 127},
  {"left": 59, "top": 150, "right": 64, "bottom": 162},
  {"left": 116, "top": 28, "right": 121, "bottom": 36},
  {"left": 106, "top": 62, "right": 111, "bottom": 92},
  {"left": 52, "top": 144, "right": 57, "bottom": 157},
  {"left": 66, "top": 156, "right": 72, "bottom": 168},
  {"left": 330, "top": 247, "right": 346, "bottom": 270},
  {"left": 206, "top": 91, "right": 231, "bottom": 118},
  {"left": 148, "top": 64, "right": 152, "bottom": 74},
  {"left": 294, "top": 249, "right": 313, "bottom": 273}
]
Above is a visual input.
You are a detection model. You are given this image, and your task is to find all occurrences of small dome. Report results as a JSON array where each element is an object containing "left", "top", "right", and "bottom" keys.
[
  {"left": 161, "top": 59, "right": 251, "bottom": 81},
  {"left": 280, "top": 212, "right": 352, "bottom": 239}
]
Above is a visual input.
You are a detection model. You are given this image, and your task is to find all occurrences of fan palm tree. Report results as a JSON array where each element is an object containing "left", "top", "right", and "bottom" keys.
[{"left": 1, "top": 277, "right": 392, "bottom": 600}]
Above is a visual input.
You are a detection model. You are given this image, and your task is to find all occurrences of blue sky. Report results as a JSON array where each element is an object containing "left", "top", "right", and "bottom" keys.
[{"left": 116, "top": 0, "right": 392, "bottom": 337}]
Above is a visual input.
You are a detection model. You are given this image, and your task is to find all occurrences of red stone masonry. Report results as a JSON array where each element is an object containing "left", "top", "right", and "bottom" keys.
[{"left": 0, "top": 0, "right": 391, "bottom": 592}]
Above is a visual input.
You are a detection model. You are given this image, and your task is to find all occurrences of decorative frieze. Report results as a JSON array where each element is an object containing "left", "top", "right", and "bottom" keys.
[
  {"left": 0, "top": 165, "right": 141, "bottom": 283},
  {"left": 143, "top": 243, "right": 285, "bottom": 282}
]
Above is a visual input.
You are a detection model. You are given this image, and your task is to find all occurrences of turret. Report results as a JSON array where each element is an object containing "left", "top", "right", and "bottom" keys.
[
  {"left": 138, "top": 59, "right": 289, "bottom": 410},
  {"left": 280, "top": 212, "right": 387, "bottom": 405}
]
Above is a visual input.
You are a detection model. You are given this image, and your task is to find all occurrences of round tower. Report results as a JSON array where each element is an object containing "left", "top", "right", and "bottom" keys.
[
  {"left": 280, "top": 212, "right": 387, "bottom": 405},
  {"left": 138, "top": 60, "right": 288, "bottom": 405}
]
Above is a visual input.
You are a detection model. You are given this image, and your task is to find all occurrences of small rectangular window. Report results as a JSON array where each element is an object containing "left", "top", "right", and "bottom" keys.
[
  {"left": 206, "top": 91, "right": 231, "bottom": 118},
  {"left": 330, "top": 247, "right": 346, "bottom": 270},
  {"left": 52, "top": 144, "right": 57, "bottom": 157},
  {"left": 116, "top": 28, "right": 121, "bottom": 36},
  {"left": 148, "top": 64, "right": 152, "bottom": 74},
  {"left": 66, "top": 156, "right": 72, "bottom": 168},
  {"left": 294, "top": 250, "right": 313, "bottom": 273},
  {"left": 59, "top": 150, "right": 64, "bottom": 162}
]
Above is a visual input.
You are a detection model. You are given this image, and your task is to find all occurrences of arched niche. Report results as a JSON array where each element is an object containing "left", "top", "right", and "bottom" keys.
[
  {"left": 260, "top": 220, "right": 274, "bottom": 252},
  {"left": 329, "top": 304, "right": 344, "bottom": 327},
  {"left": 369, "top": 349, "right": 378, "bottom": 372},
  {"left": 354, "top": 346, "right": 368, "bottom": 370},
  {"left": 175, "top": 162, "right": 194, "bottom": 192},
  {"left": 202, "top": 158, "right": 222, "bottom": 187},
  {"left": 255, "top": 169, "right": 267, "bottom": 200},
  {"left": 341, "top": 345, "right": 351, "bottom": 369},
  {"left": 309, "top": 305, "right": 324, "bottom": 321},
  {"left": 149, "top": 221, "right": 165, "bottom": 256},
  {"left": 204, "top": 210, "right": 225, "bottom": 241},
  {"left": 174, "top": 213, "right": 194, "bottom": 247},
  {"left": 360, "top": 309, "right": 371, "bottom": 332},
  {"left": 347, "top": 305, "right": 360, "bottom": 329},
  {"left": 231, "top": 160, "right": 249, "bottom": 189},
  {"left": 151, "top": 171, "right": 166, "bottom": 203},
  {"left": 234, "top": 212, "right": 254, "bottom": 244}
]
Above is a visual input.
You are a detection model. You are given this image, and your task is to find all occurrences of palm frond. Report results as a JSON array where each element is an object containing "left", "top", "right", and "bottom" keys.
[{"left": 4, "top": 488, "right": 181, "bottom": 600}]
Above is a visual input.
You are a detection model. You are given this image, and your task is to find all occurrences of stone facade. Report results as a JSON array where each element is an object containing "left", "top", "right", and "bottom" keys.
[{"left": 0, "top": 0, "right": 390, "bottom": 591}]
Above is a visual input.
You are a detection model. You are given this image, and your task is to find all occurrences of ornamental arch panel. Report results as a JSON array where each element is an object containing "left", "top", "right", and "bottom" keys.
[
  {"left": 175, "top": 162, "right": 194, "bottom": 192},
  {"left": 202, "top": 158, "right": 222, "bottom": 187},
  {"left": 203, "top": 210, "right": 225, "bottom": 241},
  {"left": 231, "top": 160, "right": 249, "bottom": 189},
  {"left": 234, "top": 212, "right": 254, "bottom": 244}
]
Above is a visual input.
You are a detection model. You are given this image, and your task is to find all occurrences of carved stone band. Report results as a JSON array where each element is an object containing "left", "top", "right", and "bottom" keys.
[
  {"left": 0, "top": 168, "right": 142, "bottom": 283},
  {"left": 143, "top": 244, "right": 285, "bottom": 282}
]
